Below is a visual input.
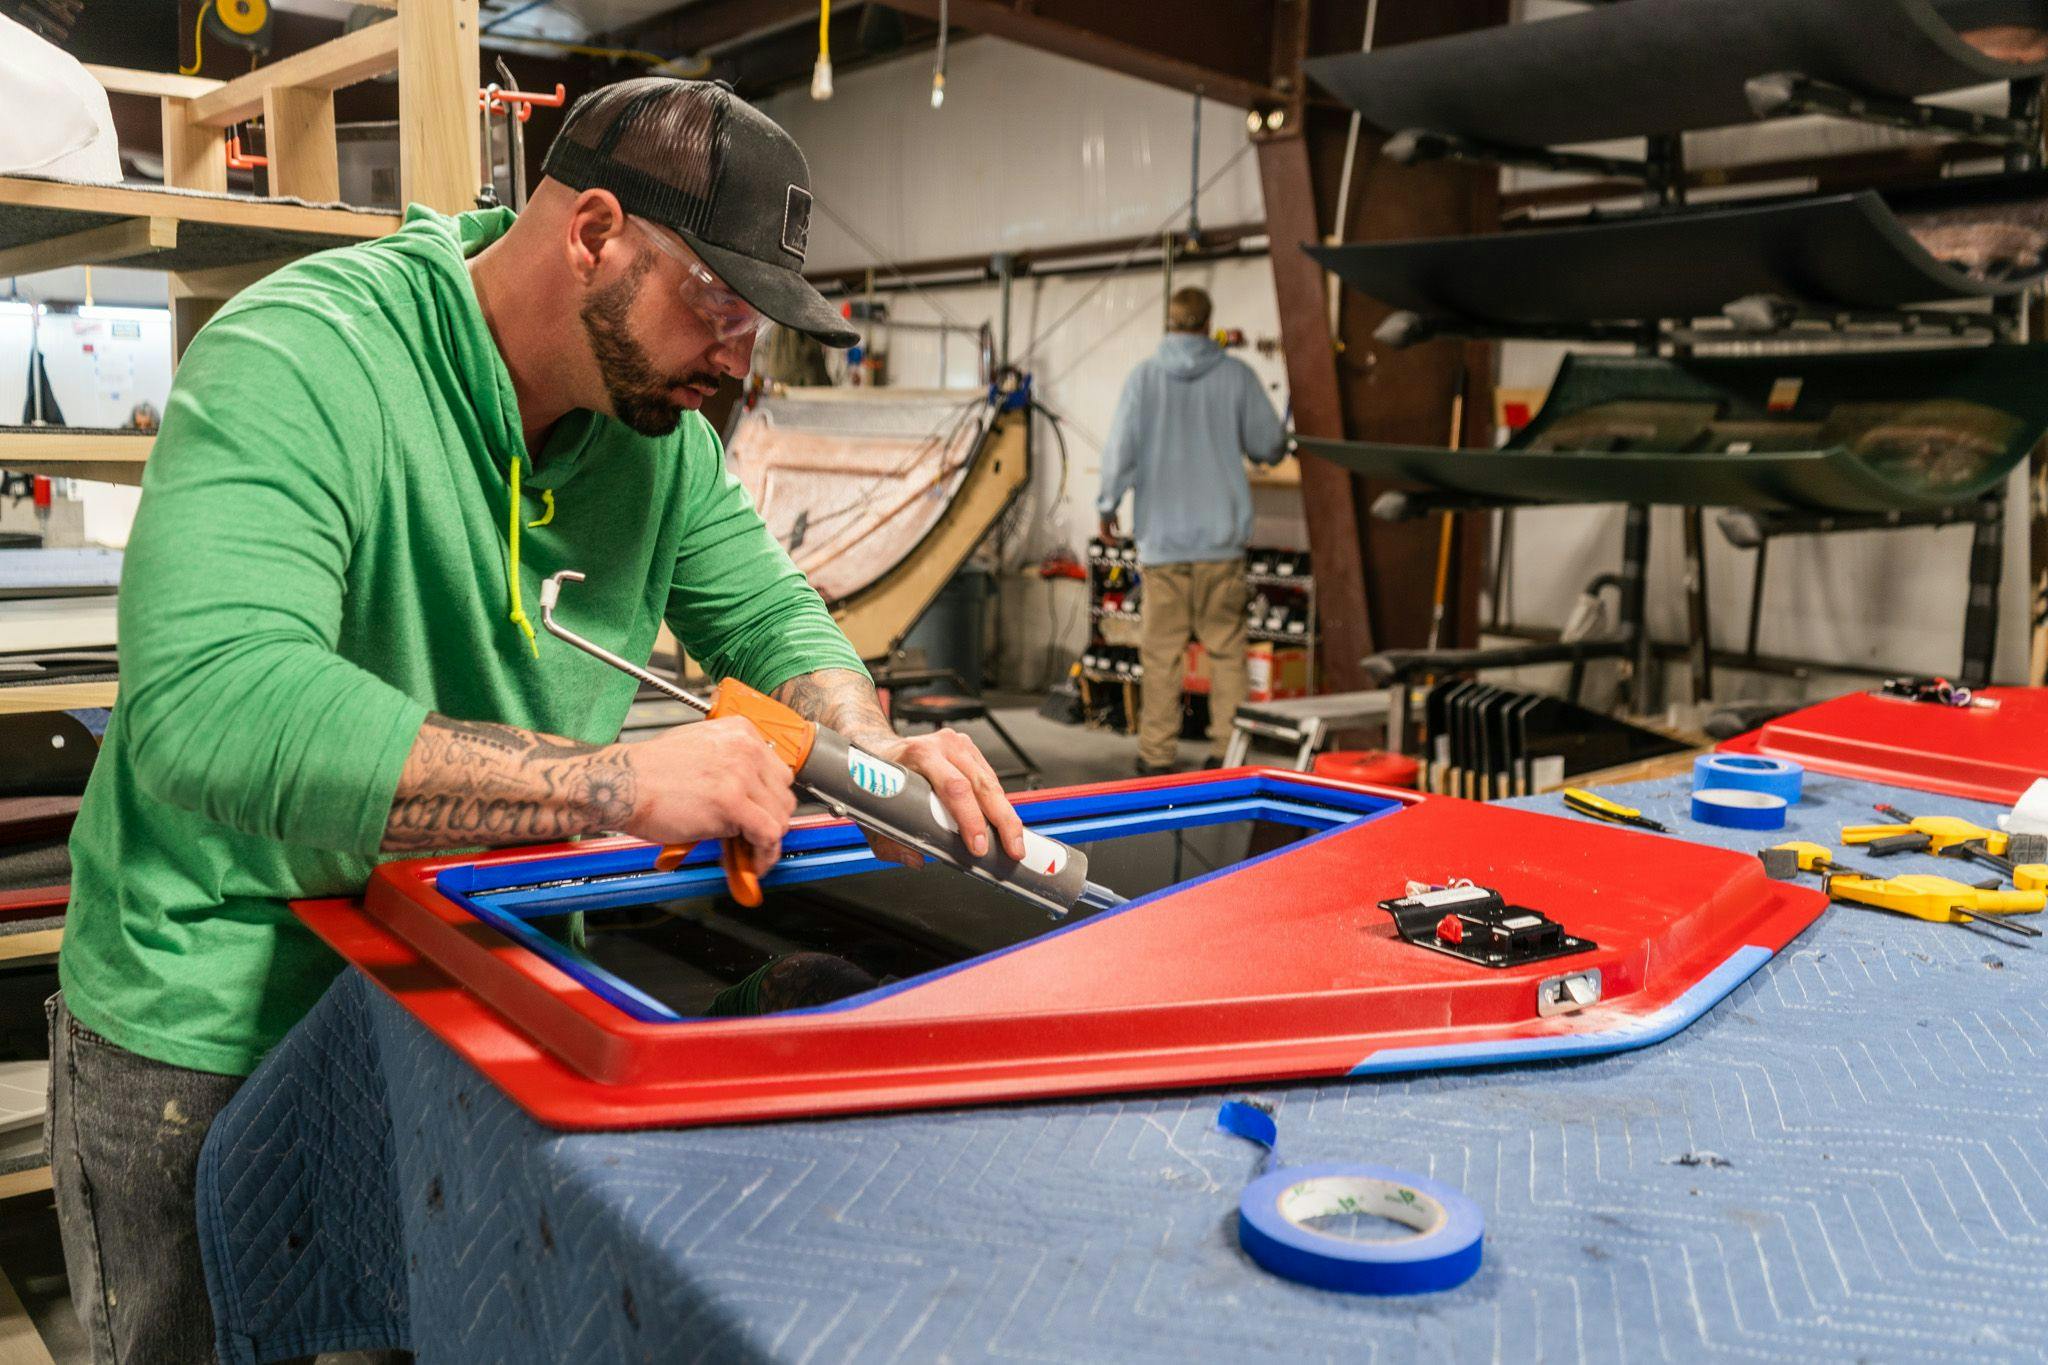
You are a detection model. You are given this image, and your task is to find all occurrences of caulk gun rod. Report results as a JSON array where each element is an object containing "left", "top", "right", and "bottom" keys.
[{"left": 538, "top": 572, "right": 711, "bottom": 716}]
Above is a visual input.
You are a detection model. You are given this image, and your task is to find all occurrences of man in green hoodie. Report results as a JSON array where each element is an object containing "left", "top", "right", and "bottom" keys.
[{"left": 47, "top": 79, "right": 1029, "bottom": 1361}]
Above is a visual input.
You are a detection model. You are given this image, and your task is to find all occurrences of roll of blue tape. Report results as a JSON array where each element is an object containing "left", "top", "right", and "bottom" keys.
[
  {"left": 1693, "top": 753, "right": 1804, "bottom": 803},
  {"left": 1691, "top": 787, "right": 1789, "bottom": 830},
  {"left": 1238, "top": 1162, "right": 1485, "bottom": 1295}
]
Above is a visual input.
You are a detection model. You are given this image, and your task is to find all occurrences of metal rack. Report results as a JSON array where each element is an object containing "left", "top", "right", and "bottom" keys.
[
  {"left": 1076, "top": 542, "right": 1318, "bottom": 733},
  {"left": 1306, "top": 10, "right": 2047, "bottom": 706}
]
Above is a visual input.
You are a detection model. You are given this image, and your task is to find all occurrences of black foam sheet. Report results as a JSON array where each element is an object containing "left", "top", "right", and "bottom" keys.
[
  {"left": 1305, "top": 0, "right": 2048, "bottom": 149},
  {"left": 1308, "top": 172, "right": 2048, "bottom": 325}
]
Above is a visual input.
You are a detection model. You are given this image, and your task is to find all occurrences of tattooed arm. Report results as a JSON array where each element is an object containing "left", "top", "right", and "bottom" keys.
[
  {"left": 772, "top": 668, "right": 901, "bottom": 752},
  {"left": 772, "top": 668, "right": 1027, "bottom": 863},
  {"left": 382, "top": 712, "right": 796, "bottom": 860}
]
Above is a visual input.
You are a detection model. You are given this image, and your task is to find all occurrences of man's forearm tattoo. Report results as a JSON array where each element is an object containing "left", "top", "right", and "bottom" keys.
[
  {"left": 773, "top": 668, "right": 896, "bottom": 748},
  {"left": 382, "top": 715, "right": 636, "bottom": 852}
]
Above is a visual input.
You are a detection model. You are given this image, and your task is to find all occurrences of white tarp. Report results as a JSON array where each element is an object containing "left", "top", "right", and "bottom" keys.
[{"left": 0, "top": 13, "right": 119, "bottom": 182}]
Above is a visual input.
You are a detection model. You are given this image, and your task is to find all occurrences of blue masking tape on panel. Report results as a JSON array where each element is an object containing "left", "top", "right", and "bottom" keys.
[
  {"left": 1694, "top": 753, "right": 1804, "bottom": 803},
  {"left": 1215, "top": 1100, "right": 1483, "bottom": 1295},
  {"left": 1691, "top": 788, "right": 1789, "bottom": 830}
]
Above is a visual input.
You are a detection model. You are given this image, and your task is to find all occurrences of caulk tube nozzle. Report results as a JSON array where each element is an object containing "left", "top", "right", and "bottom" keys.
[{"left": 797, "top": 727, "right": 1092, "bottom": 917}]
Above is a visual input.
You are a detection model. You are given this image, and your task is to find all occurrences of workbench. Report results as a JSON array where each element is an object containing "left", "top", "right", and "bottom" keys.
[{"left": 196, "top": 771, "right": 2047, "bottom": 1362}]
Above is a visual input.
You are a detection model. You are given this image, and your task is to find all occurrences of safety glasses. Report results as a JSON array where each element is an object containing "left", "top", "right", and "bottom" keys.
[{"left": 628, "top": 217, "right": 770, "bottom": 345}]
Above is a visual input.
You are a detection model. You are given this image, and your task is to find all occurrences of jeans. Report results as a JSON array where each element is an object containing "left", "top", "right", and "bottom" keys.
[
  {"left": 45, "top": 992, "right": 244, "bottom": 1364},
  {"left": 43, "top": 993, "right": 411, "bottom": 1365}
]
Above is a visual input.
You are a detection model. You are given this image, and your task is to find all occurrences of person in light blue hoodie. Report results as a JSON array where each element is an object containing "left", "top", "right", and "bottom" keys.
[{"left": 1097, "top": 287, "right": 1288, "bottom": 774}]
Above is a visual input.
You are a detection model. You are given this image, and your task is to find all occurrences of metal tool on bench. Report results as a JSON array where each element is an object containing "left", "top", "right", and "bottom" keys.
[
  {"left": 1761, "top": 841, "right": 2042, "bottom": 938},
  {"left": 1560, "top": 787, "right": 1669, "bottom": 833},
  {"left": 1841, "top": 804, "right": 2048, "bottom": 884},
  {"left": 1878, "top": 675, "right": 1988, "bottom": 708},
  {"left": 538, "top": 570, "right": 1112, "bottom": 918}
]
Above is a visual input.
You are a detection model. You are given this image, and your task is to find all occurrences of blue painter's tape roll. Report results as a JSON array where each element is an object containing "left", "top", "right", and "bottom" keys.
[
  {"left": 1694, "top": 753, "right": 1804, "bottom": 803},
  {"left": 1237, "top": 1162, "right": 1484, "bottom": 1295},
  {"left": 1691, "top": 788, "right": 1789, "bottom": 830}
]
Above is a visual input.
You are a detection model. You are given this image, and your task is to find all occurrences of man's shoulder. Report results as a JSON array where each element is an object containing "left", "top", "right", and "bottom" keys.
[{"left": 210, "top": 236, "right": 420, "bottom": 345}]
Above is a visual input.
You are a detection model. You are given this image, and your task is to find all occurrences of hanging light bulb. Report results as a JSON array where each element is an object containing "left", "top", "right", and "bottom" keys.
[
  {"left": 930, "top": 0, "right": 948, "bottom": 109},
  {"left": 811, "top": 0, "right": 834, "bottom": 99},
  {"left": 930, "top": 70, "right": 945, "bottom": 109}
]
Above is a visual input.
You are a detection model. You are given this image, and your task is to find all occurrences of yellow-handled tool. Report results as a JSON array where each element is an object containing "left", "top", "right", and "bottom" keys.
[
  {"left": 1761, "top": 842, "right": 2043, "bottom": 937},
  {"left": 1562, "top": 787, "right": 1669, "bottom": 833},
  {"left": 1826, "top": 873, "right": 2043, "bottom": 935},
  {"left": 1842, "top": 804, "right": 2048, "bottom": 880}
]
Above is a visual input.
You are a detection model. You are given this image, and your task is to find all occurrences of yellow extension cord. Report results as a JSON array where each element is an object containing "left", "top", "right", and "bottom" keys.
[{"left": 178, "top": 0, "right": 214, "bottom": 75}]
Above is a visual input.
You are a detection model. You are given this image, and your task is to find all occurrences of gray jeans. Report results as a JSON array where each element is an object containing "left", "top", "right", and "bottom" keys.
[
  {"left": 45, "top": 992, "right": 245, "bottom": 1364},
  {"left": 43, "top": 995, "right": 411, "bottom": 1365}
]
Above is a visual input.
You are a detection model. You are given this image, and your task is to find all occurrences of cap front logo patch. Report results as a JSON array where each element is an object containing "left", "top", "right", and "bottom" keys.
[{"left": 781, "top": 185, "right": 811, "bottom": 263}]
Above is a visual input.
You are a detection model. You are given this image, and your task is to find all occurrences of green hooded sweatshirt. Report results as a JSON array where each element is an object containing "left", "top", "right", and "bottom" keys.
[{"left": 57, "top": 205, "right": 864, "bottom": 1076}]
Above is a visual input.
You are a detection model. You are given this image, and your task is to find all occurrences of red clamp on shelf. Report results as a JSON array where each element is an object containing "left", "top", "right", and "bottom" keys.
[{"left": 1435, "top": 914, "right": 1464, "bottom": 944}]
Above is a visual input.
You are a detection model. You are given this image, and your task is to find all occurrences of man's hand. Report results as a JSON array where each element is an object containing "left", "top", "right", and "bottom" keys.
[
  {"left": 618, "top": 717, "right": 798, "bottom": 868},
  {"left": 853, "top": 727, "right": 1027, "bottom": 869},
  {"left": 773, "top": 667, "right": 1028, "bottom": 871},
  {"left": 1098, "top": 513, "right": 1120, "bottom": 544}
]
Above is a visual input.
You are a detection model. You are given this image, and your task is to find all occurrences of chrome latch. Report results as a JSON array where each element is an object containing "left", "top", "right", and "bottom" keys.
[{"left": 1537, "top": 967, "right": 1602, "bottom": 1017}]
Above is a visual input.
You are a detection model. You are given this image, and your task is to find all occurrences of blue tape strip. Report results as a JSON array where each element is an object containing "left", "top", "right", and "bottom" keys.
[
  {"left": 1237, "top": 1162, "right": 1484, "bottom": 1296},
  {"left": 1215, "top": 1100, "right": 1278, "bottom": 1154},
  {"left": 1349, "top": 945, "right": 1772, "bottom": 1074},
  {"left": 1694, "top": 753, "right": 1803, "bottom": 803},
  {"left": 1691, "top": 788, "right": 1788, "bottom": 830}
]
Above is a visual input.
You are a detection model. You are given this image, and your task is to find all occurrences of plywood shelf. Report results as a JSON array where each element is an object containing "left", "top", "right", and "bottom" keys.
[
  {"left": 0, "top": 428, "right": 153, "bottom": 487},
  {"left": 0, "top": 176, "right": 396, "bottom": 278}
]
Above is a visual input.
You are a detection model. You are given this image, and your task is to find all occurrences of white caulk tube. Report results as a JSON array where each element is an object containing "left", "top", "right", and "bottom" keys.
[{"left": 797, "top": 727, "right": 1102, "bottom": 917}]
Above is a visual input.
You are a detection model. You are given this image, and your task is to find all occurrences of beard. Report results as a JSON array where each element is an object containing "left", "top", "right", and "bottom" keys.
[{"left": 579, "top": 257, "right": 722, "bottom": 437}]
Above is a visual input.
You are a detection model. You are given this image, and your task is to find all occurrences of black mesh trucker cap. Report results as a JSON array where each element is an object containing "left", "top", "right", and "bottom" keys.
[{"left": 542, "top": 78, "right": 858, "bottom": 349}]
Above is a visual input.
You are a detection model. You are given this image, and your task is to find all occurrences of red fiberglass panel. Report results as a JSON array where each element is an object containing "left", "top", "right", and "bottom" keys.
[
  {"left": 296, "top": 770, "right": 1825, "bottom": 1131},
  {"left": 1718, "top": 685, "right": 2048, "bottom": 804}
]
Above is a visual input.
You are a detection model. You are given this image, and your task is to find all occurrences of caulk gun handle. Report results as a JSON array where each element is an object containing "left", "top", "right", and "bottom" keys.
[
  {"left": 651, "top": 838, "right": 766, "bottom": 907},
  {"left": 645, "top": 678, "right": 817, "bottom": 907}
]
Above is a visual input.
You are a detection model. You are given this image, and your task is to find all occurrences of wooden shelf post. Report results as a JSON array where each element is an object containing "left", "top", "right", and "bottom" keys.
[{"left": 400, "top": 0, "right": 481, "bottom": 213}]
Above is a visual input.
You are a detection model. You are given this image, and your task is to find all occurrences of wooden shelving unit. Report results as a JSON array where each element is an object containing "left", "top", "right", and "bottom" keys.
[
  {"left": 0, "top": 428, "right": 151, "bottom": 488},
  {"left": 0, "top": 3, "right": 478, "bottom": 487}
]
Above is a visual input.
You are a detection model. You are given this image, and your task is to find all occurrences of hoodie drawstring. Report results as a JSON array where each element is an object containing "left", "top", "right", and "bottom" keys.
[{"left": 506, "top": 456, "right": 540, "bottom": 657}]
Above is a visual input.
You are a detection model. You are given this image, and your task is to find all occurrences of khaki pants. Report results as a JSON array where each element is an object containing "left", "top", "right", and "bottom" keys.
[{"left": 1138, "top": 558, "right": 1248, "bottom": 767}]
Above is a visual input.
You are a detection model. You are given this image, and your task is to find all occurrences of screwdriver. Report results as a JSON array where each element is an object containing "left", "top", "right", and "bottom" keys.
[
  {"left": 1561, "top": 787, "right": 1670, "bottom": 833},
  {"left": 539, "top": 570, "right": 1114, "bottom": 918}
]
